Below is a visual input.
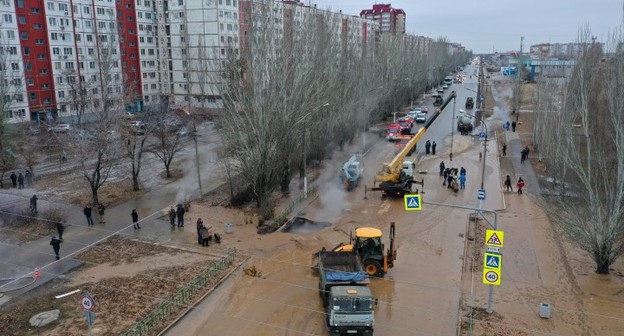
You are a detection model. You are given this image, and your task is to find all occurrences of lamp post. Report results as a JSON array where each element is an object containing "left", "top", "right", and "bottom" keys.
[
  {"left": 361, "top": 86, "right": 384, "bottom": 152},
  {"left": 303, "top": 103, "right": 330, "bottom": 198},
  {"left": 459, "top": 110, "right": 488, "bottom": 209}
]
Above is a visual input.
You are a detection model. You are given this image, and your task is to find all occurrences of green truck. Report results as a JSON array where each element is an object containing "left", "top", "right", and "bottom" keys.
[{"left": 317, "top": 250, "right": 374, "bottom": 335}]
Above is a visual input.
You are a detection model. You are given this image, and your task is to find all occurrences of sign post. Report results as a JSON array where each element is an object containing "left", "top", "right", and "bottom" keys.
[
  {"left": 484, "top": 229, "right": 504, "bottom": 313},
  {"left": 80, "top": 291, "right": 95, "bottom": 336},
  {"left": 403, "top": 194, "right": 422, "bottom": 211}
]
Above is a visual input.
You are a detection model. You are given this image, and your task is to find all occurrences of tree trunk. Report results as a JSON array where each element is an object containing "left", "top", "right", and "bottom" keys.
[
  {"left": 132, "top": 174, "right": 140, "bottom": 191},
  {"left": 165, "top": 163, "right": 171, "bottom": 178},
  {"left": 596, "top": 259, "right": 610, "bottom": 274},
  {"left": 91, "top": 187, "right": 99, "bottom": 207},
  {"left": 280, "top": 163, "right": 290, "bottom": 195}
]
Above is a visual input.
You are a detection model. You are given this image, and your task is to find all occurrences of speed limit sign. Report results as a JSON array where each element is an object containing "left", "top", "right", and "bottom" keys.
[{"left": 81, "top": 295, "right": 94, "bottom": 311}]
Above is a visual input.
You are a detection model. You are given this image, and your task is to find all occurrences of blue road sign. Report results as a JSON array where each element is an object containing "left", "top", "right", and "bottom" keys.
[
  {"left": 478, "top": 189, "right": 486, "bottom": 200},
  {"left": 479, "top": 131, "right": 486, "bottom": 140},
  {"left": 404, "top": 194, "right": 422, "bottom": 211},
  {"left": 484, "top": 253, "right": 502, "bottom": 270}
]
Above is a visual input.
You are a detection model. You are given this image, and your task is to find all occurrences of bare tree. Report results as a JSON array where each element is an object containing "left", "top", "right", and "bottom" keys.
[
  {"left": 536, "top": 30, "right": 624, "bottom": 274},
  {"left": 151, "top": 116, "right": 185, "bottom": 178}
]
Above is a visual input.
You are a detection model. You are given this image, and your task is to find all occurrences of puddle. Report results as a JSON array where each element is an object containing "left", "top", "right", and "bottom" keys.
[{"left": 281, "top": 217, "right": 331, "bottom": 233}]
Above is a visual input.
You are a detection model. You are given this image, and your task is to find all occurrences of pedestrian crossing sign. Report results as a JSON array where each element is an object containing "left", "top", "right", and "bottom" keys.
[
  {"left": 483, "top": 252, "right": 502, "bottom": 270},
  {"left": 485, "top": 229, "right": 505, "bottom": 247},
  {"left": 403, "top": 194, "right": 422, "bottom": 211}
]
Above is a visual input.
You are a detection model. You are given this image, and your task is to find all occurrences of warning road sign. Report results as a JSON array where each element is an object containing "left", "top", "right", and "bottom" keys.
[
  {"left": 485, "top": 229, "right": 505, "bottom": 247},
  {"left": 403, "top": 194, "right": 422, "bottom": 211},
  {"left": 482, "top": 269, "right": 501, "bottom": 285},
  {"left": 484, "top": 252, "right": 502, "bottom": 270}
]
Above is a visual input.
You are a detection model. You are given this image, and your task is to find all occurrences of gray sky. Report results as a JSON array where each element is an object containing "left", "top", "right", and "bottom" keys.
[{"left": 308, "top": 0, "right": 623, "bottom": 53}]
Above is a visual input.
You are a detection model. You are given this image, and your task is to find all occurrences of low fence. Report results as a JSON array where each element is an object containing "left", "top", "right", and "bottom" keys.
[
  {"left": 120, "top": 248, "right": 237, "bottom": 336},
  {"left": 264, "top": 185, "right": 319, "bottom": 233}
]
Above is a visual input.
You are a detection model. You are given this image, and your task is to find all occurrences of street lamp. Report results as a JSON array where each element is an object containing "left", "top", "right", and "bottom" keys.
[
  {"left": 459, "top": 109, "right": 488, "bottom": 208},
  {"left": 360, "top": 86, "right": 384, "bottom": 152},
  {"left": 303, "top": 103, "right": 330, "bottom": 198}
]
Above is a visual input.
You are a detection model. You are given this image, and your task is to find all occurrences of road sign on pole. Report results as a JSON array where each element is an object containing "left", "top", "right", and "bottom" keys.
[
  {"left": 485, "top": 229, "right": 504, "bottom": 247},
  {"left": 81, "top": 295, "right": 94, "bottom": 311},
  {"left": 484, "top": 252, "right": 502, "bottom": 271},
  {"left": 482, "top": 269, "right": 501, "bottom": 285},
  {"left": 477, "top": 189, "right": 486, "bottom": 200},
  {"left": 403, "top": 194, "right": 422, "bottom": 211},
  {"left": 80, "top": 291, "right": 95, "bottom": 336}
]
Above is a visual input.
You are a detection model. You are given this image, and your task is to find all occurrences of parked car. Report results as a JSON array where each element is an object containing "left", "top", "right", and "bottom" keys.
[
  {"left": 386, "top": 123, "right": 401, "bottom": 141},
  {"left": 124, "top": 112, "right": 136, "bottom": 120},
  {"left": 130, "top": 120, "right": 146, "bottom": 135},
  {"left": 437, "top": 87, "right": 444, "bottom": 94},
  {"left": 48, "top": 124, "right": 72, "bottom": 133},
  {"left": 420, "top": 106, "right": 429, "bottom": 114},
  {"left": 415, "top": 112, "right": 427, "bottom": 123}
]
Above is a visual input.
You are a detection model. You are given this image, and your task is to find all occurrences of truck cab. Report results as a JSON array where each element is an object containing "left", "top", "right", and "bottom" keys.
[{"left": 327, "top": 286, "right": 375, "bottom": 336}]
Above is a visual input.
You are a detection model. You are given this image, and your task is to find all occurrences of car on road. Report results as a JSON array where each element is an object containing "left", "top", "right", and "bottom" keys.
[
  {"left": 420, "top": 106, "right": 429, "bottom": 114},
  {"left": 386, "top": 123, "right": 401, "bottom": 141},
  {"left": 437, "top": 87, "right": 444, "bottom": 94},
  {"left": 442, "top": 84, "right": 449, "bottom": 89},
  {"left": 415, "top": 112, "right": 427, "bottom": 123},
  {"left": 48, "top": 124, "right": 72, "bottom": 133}
]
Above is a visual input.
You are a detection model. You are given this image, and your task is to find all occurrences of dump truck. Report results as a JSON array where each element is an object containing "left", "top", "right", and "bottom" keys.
[
  {"left": 340, "top": 155, "right": 363, "bottom": 191},
  {"left": 318, "top": 250, "right": 375, "bottom": 335}
]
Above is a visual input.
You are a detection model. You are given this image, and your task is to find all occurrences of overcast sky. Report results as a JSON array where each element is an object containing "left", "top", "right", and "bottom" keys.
[{"left": 307, "top": 0, "right": 623, "bottom": 53}]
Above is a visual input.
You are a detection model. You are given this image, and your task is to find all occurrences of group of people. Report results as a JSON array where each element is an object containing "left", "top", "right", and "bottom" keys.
[
  {"left": 439, "top": 161, "right": 467, "bottom": 191},
  {"left": 502, "top": 121, "right": 517, "bottom": 132},
  {"left": 83, "top": 204, "right": 106, "bottom": 226},
  {"left": 195, "top": 218, "right": 221, "bottom": 247},
  {"left": 168, "top": 205, "right": 186, "bottom": 228},
  {"left": 425, "top": 140, "right": 437, "bottom": 155},
  {"left": 9, "top": 170, "right": 33, "bottom": 189},
  {"left": 504, "top": 175, "right": 526, "bottom": 194},
  {"left": 520, "top": 146, "right": 530, "bottom": 163}
]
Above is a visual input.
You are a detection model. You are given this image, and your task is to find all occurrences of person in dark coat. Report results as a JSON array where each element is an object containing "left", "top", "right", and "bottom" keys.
[
  {"left": 425, "top": 140, "right": 431, "bottom": 155},
  {"left": 443, "top": 168, "right": 449, "bottom": 186},
  {"left": 447, "top": 174, "right": 454, "bottom": 189},
  {"left": 504, "top": 175, "right": 513, "bottom": 192},
  {"left": 431, "top": 141, "right": 437, "bottom": 155},
  {"left": 502, "top": 143, "right": 507, "bottom": 156},
  {"left": 10, "top": 172, "right": 17, "bottom": 188},
  {"left": 131, "top": 209, "right": 140, "bottom": 229},
  {"left": 168, "top": 206, "right": 176, "bottom": 228},
  {"left": 439, "top": 161, "right": 445, "bottom": 177},
  {"left": 196, "top": 218, "right": 204, "bottom": 244},
  {"left": 30, "top": 194, "right": 38, "bottom": 213},
  {"left": 56, "top": 222, "right": 64, "bottom": 240},
  {"left": 17, "top": 172, "right": 24, "bottom": 189},
  {"left": 83, "top": 205, "right": 94, "bottom": 226},
  {"left": 176, "top": 205, "right": 185, "bottom": 227},
  {"left": 200, "top": 225, "right": 211, "bottom": 247},
  {"left": 25, "top": 170, "right": 33, "bottom": 186},
  {"left": 50, "top": 236, "right": 62, "bottom": 260},
  {"left": 511, "top": 121, "right": 517, "bottom": 132}
]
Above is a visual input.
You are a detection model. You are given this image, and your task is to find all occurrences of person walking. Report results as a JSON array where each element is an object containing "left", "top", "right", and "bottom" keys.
[
  {"left": 56, "top": 222, "right": 64, "bottom": 240},
  {"left": 459, "top": 173, "right": 466, "bottom": 190},
  {"left": 168, "top": 206, "right": 176, "bottom": 228},
  {"left": 131, "top": 209, "right": 140, "bottom": 229},
  {"left": 50, "top": 236, "right": 62, "bottom": 260},
  {"left": 97, "top": 204, "right": 106, "bottom": 223},
  {"left": 447, "top": 173, "right": 454, "bottom": 189},
  {"left": 439, "top": 161, "right": 445, "bottom": 177},
  {"left": 10, "top": 172, "right": 17, "bottom": 188},
  {"left": 443, "top": 168, "right": 449, "bottom": 186},
  {"left": 83, "top": 205, "right": 94, "bottom": 226},
  {"left": 196, "top": 218, "right": 204, "bottom": 244},
  {"left": 30, "top": 194, "right": 38, "bottom": 214},
  {"left": 431, "top": 141, "right": 437, "bottom": 155},
  {"left": 517, "top": 178, "right": 525, "bottom": 194},
  {"left": 200, "top": 225, "right": 211, "bottom": 247},
  {"left": 176, "top": 205, "right": 185, "bottom": 227},
  {"left": 460, "top": 167, "right": 466, "bottom": 176},
  {"left": 502, "top": 143, "right": 507, "bottom": 156},
  {"left": 17, "top": 172, "right": 24, "bottom": 189},
  {"left": 425, "top": 140, "right": 431, "bottom": 155},
  {"left": 25, "top": 170, "right": 33, "bottom": 186},
  {"left": 504, "top": 175, "right": 513, "bottom": 192},
  {"left": 511, "top": 121, "right": 517, "bottom": 132}
]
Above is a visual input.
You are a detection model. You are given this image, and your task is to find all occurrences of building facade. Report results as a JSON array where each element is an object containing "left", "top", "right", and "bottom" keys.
[{"left": 359, "top": 3, "right": 405, "bottom": 35}]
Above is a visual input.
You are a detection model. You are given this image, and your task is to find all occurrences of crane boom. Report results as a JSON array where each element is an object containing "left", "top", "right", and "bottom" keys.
[{"left": 376, "top": 91, "right": 456, "bottom": 183}]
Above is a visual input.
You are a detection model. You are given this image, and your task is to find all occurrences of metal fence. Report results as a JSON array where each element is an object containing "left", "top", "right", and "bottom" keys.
[
  {"left": 121, "top": 248, "right": 237, "bottom": 336},
  {"left": 266, "top": 185, "right": 318, "bottom": 233}
]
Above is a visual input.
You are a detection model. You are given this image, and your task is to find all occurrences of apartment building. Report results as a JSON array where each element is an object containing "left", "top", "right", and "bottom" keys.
[
  {"left": 0, "top": 0, "right": 29, "bottom": 122},
  {"left": 359, "top": 3, "right": 405, "bottom": 35}
]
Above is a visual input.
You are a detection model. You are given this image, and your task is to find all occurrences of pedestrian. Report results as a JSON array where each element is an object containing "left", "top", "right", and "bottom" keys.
[
  {"left": 511, "top": 121, "right": 517, "bottom": 132},
  {"left": 17, "top": 172, "right": 24, "bottom": 189},
  {"left": 97, "top": 204, "right": 105, "bottom": 223},
  {"left": 460, "top": 167, "right": 466, "bottom": 176},
  {"left": 200, "top": 225, "right": 211, "bottom": 247},
  {"left": 459, "top": 173, "right": 466, "bottom": 190},
  {"left": 25, "top": 170, "right": 33, "bottom": 186},
  {"left": 176, "top": 204, "right": 185, "bottom": 227},
  {"left": 56, "top": 222, "right": 64, "bottom": 240},
  {"left": 83, "top": 205, "right": 94, "bottom": 226},
  {"left": 517, "top": 177, "right": 525, "bottom": 194},
  {"left": 443, "top": 168, "right": 449, "bottom": 186},
  {"left": 504, "top": 175, "right": 513, "bottom": 192},
  {"left": 425, "top": 140, "right": 431, "bottom": 155},
  {"left": 502, "top": 143, "right": 507, "bottom": 156},
  {"left": 131, "top": 209, "right": 140, "bottom": 229},
  {"left": 50, "top": 236, "right": 62, "bottom": 260},
  {"left": 30, "top": 194, "right": 38, "bottom": 214},
  {"left": 521, "top": 147, "right": 528, "bottom": 163},
  {"left": 431, "top": 141, "right": 437, "bottom": 155},
  {"left": 439, "top": 161, "right": 445, "bottom": 177},
  {"left": 10, "top": 172, "right": 17, "bottom": 188},
  {"left": 524, "top": 146, "right": 530, "bottom": 158},
  {"left": 196, "top": 218, "right": 204, "bottom": 244},
  {"left": 168, "top": 206, "right": 176, "bottom": 228},
  {"left": 447, "top": 174, "right": 454, "bottom": 189}
]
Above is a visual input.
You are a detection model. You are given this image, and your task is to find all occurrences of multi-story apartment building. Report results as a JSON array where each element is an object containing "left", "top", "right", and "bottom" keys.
[
  {"left": 0, "top": 0, "right": 29, "bottom": 122},
  {"left": 359, "top": 3, "right": 405, "bottom": 35}
]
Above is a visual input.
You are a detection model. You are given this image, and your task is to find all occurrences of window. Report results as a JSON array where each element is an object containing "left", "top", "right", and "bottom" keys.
[
  {"left": 35, "top": 39, "right": 44, "bottom": 45},
  {"left": 97, "top": 8, "right": 104, "bottom": 15},
  {"left": 16, "top": 0, "right": 23, "bottom": 8},
  {"left": 37, "top": 54, "right": 45, "bottom": 60},
  {"left": 58, "top": 3, "right": 68, "bottom": 11},
  {"left": 40, "top": 69, "right": 47, "bottom": 74},
  {"left": 34, "top": 23, "right": 42, "bottom": 29},
  {"left": 42, "top": 83, "right": 49, "bottom": 89},
  {"left": 57, "top": 77, "right": 63, "bottom": 84},
  {"left": 6, "top": 30, "right": 14, "bottom": 39},
  {"left": 3, "top": 14, "right": 11, "bottom": 23},
  {"left": 54, "top": 62, "right": 61, "bottom": 70},
  {"left": 15, "top": 94, "right": 23, "bottom": 102},
  {"left": 226, "top": 0, "right": 231, "bottom": 5},
  {"left": 48, "top": 17, "right": 56, "bottom": 25},
  {"left": 178, "top": 0, "right": 183, "bottom": 4},
  {"left": 31, "top": 8, "right": 40, "bottom": 14},
  {"left": 7, "top": 46, "right": 16, "bottom": 55},
  {"left": 84, "top": 6, "right": 90, "bottom": 14},
  {"left": 51, "top": 33, "right": 58, "bottom": 40},
  {"left": 52, "top": 47, "right": 60, "bottom": 55},
  {"left": 86, "top": 35, "right": 93, "bottom": 42},
  {"left": 29, "top": 93, "right": 36, "bottom": 101},
  {"left": 47, "top": 2, "right": 54, "bottom": 10},
  {"left": 20, "top": 31, "right": 28, "bottom": 40},
  {"left": 58, "top": 91, "right": 65, "bottom": 98},
  {"left": 65, "top": 62, "right": 74, "bottom": 69},
  {"left": 27, "top": 78, "right": 34, "bottom": 86}
]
